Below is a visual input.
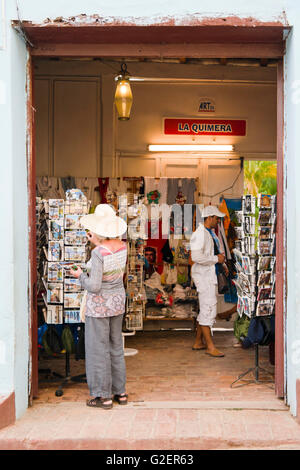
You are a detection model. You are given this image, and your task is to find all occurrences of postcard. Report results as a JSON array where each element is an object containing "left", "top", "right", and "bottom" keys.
[
  {"left": 258, "top": 209, "right": 272, "bottom": 226},
  {"left": 64, "top": 278, "right": 82, "bottom": 293},
  {"left": 64, "top": 292, "right": 83, "bottom": 309},
  {"left": 65, "top": 189, "right": 87, "bottom": 202},
  {"left": 48, "top": 241, "right": 64, "bottom": 261},
  {"left": 258, "top": 194, "right": 273, "bottom": 209},
  {"left": 64, "top": 310, "right": 82, "bottom": 324},
  {"left": 258, "top": 240, "right": 272, "bottom": 255},
  {"left": 242, "top": 296, "right": 251, "bottom": 318},
  {"left": 237, "top": 296, "right": 244, "bottom": 317},
  {"left": 64, "top": 230, "right": 87, "bottom": 246},
  {"left": 244, "top": 236, "right": 256, "bottom": 256},
  {"left": 46, "top": 305, "right": 63, "bottom": 324},
  {"left": 257, "top": 287, "right": 271, "bottom": 301},
  {"left": 243, "top": 216, "right": 256, "bottom": 235},
  {"left": 232, "top": 279, "right": 243, "bottom": 297},
  {"left": 258, "top": 256, "right": 272, "bottom": 271},
  {"left": 48, "top": 199, "right": 64, "bottom": 219},
  {"left": 257, "top": 271, "right": 272, "bottom": 287},
  {"left": 235, "top": 211, "right": 244, "bottom": 225},
  {"left": 256, "top": 300, "right": 275, "bottom": 317},
  {"left": 64, "top": 246, "right": 86, "bottom": 262},
  {"left": 64, "top": 215, "right": 83, "bottom": 230},
  {"left": 49, "top": 219, "right": 64, "bottom": 241},
  {"left": 242, "top": 255, "right": 252, "bottom": 275},
  {"left": 47, "top": 282, "right": 63, "bottom": 304},
  {"left": 243, "top": 195, "right": 256, "bottom": 214},
  {"left": 48, "top": 262, "right": 64, "bottom": 282},
  {"left": 259, "top": 226, "right": 272, "bottom": 240},
  {"left": 235, "top": 226, "right": 245, "bottom": 240},
  {"left": 64, "top": 200, "right": 89, "bottom": 215}
]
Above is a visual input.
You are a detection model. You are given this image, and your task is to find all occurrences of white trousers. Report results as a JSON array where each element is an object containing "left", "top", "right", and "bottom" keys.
[{"left": 193, "top": 277, "right": 218, "bottom": 328}]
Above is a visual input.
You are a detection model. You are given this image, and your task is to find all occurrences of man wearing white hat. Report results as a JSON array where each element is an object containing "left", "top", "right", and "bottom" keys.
[{"left": 190, "top": 205, "right": 227, "bottom": 357}]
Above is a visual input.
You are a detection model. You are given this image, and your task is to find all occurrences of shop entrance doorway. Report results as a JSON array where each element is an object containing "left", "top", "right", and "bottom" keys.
[{"left": 22, "top": 22, "right": 286, "bottom": 405}]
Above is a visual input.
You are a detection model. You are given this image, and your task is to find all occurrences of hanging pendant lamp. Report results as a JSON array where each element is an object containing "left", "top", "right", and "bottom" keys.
[{"left": 114, "top": 63, "right": 133, "bottom": 121}]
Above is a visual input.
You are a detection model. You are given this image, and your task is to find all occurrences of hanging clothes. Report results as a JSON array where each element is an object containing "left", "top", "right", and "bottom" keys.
[
  {"left": 60, "top": 176, "right": 76, "bottom": 193},
  {"left": 36, "top": 176, "right": 65, "bottom": 199},
  {"left": 75, "top": 177, "right": 100, "bottom": 206},
  {"left": 167, "top": 178, "right": 179, "bottom": 205},
  {"left": 145, "top": 177, "right": 168, "bottom": 205},
  {"left": 167, "top": 178, "right": 196, "bottom": 205},
  {"left": 219, "top": 198, "right": 231, "bottom": 235},
  {"left": 181, "top": 178, "right": 197, "bottom": 204},
  {"left": 97, "top": 177, "right": 109, "bottom": 203}
]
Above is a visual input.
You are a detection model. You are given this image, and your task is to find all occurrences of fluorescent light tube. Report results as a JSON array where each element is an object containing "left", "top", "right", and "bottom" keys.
[{"left": 148, "top": 144, "right": 234, "bottom": 152}]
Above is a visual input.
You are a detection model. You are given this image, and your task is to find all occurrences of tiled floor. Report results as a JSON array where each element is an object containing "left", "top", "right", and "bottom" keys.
[
  {"left": 36, "top": 330, "right": 276, "bottom": 404},
  {"left": 1, "top": 330, "right": 300, "bottom": 450}
]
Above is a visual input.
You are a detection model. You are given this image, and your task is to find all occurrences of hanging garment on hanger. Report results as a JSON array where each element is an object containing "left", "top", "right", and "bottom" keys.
[
  {"left": 167, "top": 178, "right": 180, "bottom": 205},
  {"left": 181, "top": 178, "right": 197, "bottom": 204},
  {"left": 75, "top": 177, "right": 99, "bottom": 206},
  {"left": 145, "top": 177, "right": 167, "bottom": 204},
  {"left": 218, "top": 198, "right": 231, "bottom": 235},
  {"left": 97, "top": 177, "right": 109, "bottom": 203},
  {"left": 60, "top": 176, "right": 76, "bottom": 193},
  {"left": 139, "top": 177, "right": 145, "bottom": 195},
  {"left": 36, "top": 176, "right": 65, "bottom": 199},
  {"left": 108, "top": 178, "right": 128, "bottom": 194}
]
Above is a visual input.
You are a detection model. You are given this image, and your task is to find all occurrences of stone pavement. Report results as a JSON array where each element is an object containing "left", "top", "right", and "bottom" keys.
[{"left": 1, "top": 330, "right": 300, "bottom": 450}]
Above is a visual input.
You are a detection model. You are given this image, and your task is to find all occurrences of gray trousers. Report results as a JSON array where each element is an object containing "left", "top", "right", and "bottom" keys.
[{"left": 85, "top": 315, "right": 126, "bottom": 398}]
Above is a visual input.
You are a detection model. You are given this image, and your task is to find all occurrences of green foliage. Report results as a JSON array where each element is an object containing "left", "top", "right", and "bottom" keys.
[{"left": 244, "top": 161, "right": 277, "bottom": 196}]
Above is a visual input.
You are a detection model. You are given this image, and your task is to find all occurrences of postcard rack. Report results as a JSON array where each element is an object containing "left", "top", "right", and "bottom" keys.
[
  {"left": 40, "top": 189, "right": 90, "bottom": 396},
  {"left": 231, "top": 194, "right": 276, "bottom": 387}
]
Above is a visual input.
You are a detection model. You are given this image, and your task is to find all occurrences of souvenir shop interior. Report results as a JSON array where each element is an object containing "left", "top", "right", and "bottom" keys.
[{"left": 33, "top": 56, "right": 278, "bottom": 397}]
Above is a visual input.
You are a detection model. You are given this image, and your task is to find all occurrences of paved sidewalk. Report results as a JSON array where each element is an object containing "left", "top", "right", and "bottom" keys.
[
  {"left": 2, "top": 330, "right": 299, "bottom": 450},
  {"left": 0, "top": 400, "right": 300, "bottom": 450}
]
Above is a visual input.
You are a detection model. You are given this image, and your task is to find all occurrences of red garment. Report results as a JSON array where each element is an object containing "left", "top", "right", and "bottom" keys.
[{"left": 98, "top": 178, "right": 109, "bottom": 203}]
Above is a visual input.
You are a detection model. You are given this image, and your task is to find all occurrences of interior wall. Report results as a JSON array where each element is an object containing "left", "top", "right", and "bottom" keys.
[{"left": 34, "top": 59, "right": 277, "bottom": 203}]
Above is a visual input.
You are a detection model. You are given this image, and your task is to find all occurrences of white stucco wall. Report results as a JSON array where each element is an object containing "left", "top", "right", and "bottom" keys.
[
  {"left": 14, "top": 0, "right": 288, "bottom": 24},
  {"left": 1, "top": 0, "right": 300, "bottom": 419},
  {"left": 284, "top": 1, "right": 300, "bottom": 416},
  {"left": 0, "top": 1, "right": 29, "bottom": 419}
]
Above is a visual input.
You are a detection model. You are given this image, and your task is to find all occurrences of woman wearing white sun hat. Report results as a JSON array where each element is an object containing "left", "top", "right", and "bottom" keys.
[{"left": 70, "top": 204, "right": 128, "bottom": 409}]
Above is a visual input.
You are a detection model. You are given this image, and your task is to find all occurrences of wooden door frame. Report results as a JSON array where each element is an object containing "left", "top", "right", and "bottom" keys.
[{"left": 25, "top": 24, "right": 287, "bottom": 399}]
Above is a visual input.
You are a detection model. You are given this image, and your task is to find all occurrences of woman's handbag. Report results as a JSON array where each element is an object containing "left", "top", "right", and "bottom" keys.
[{"left": 216, "top": 264, "right": 229, "bottom": 295}]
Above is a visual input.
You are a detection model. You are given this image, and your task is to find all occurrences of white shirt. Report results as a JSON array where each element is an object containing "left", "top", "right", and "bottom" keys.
[{"left": 190, "top": 223, "right": 219, "bottom": 284}]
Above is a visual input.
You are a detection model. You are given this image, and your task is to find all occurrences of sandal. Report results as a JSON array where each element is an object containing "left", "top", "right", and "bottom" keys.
[
  {"left": 113, "top": 394, "right": 128, "bottom": 405},
  {"left": 86, "top": 397, "right": 113, "bottom": 409}
]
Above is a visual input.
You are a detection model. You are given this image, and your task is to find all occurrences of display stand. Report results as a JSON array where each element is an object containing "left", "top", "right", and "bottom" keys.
[
  {"left": 122, "top": 331, "right": 138, "bottom": 357},
  {"left": 230, "top": 343, "right": 274, "bottom": 388},
  {"left": 54, "top": 352, "right": 86, "bottom": 397},
  {"left": 231, "top": 194, "right": 276, "bottom": 388},
  {"left": 38, "top": 190, "right": 90, "bottom": 396}
]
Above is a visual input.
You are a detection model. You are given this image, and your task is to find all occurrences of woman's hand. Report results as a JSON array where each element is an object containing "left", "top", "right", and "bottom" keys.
[{"left": 69, "top": 266, "right": 83, "bottom": 278}]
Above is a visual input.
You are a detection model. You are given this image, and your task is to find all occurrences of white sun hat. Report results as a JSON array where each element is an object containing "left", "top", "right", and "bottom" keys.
[
  {"left": 79, "top": 204, "right": 127, "bottom": 238},
  {"left": 202, "top": 205, "right": 225, "bottom": 218}
]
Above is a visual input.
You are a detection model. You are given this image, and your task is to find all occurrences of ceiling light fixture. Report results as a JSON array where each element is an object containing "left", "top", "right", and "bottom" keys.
[
  {"left": 114, "top": 63, "right": 133, "bottom": 121},
  {"left": 148, "top": 144, "right": 234, "bottom": 152}
]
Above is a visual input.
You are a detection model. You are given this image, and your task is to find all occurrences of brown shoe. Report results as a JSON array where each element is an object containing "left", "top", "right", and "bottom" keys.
[{"left": 205, "top": 349, "right": 225, "bottom": 357}]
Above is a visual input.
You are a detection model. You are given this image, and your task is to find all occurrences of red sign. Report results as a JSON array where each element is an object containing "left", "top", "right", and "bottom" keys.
[{"left": 164, "top": 118, "right": 246, "bottom": 136}]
